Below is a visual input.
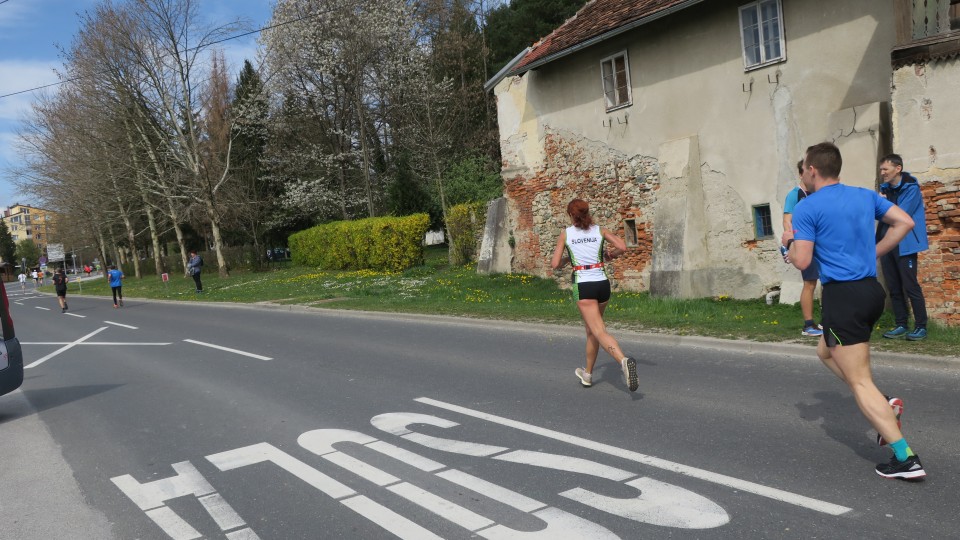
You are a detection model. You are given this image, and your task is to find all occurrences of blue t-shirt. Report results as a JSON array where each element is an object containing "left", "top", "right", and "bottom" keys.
[
  {"left": 783, "top": 185, "right": 808, "bottom": 214},
  {"left": 108, "top": 269, "right": 123, "bottom": 287},
  {"left": 792, "top": 183, "right": 894, "bottom": 284}
]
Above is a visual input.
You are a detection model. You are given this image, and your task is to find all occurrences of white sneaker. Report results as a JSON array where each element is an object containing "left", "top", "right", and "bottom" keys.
[
  {"left": 621, "top": 357, "right": 638, "bottom": 392},
  {"left": 575, "top": 368, "right": 592, "bottom": 387}
]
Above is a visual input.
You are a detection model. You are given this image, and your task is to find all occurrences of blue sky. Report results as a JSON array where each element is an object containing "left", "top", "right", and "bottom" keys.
[{"left": 0, "top": 0, "right": 273, "bottom": 208}]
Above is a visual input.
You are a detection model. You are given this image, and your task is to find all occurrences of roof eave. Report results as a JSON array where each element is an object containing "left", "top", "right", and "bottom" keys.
[
  {"left": 507, "top": 0, "right": 706, "bottom": 77},
  {"left": 484, "top": 47, "right": 532, "bottom": 93}
]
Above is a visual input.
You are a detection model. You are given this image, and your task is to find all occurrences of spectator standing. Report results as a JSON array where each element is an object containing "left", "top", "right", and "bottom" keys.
[
  {"left": 187, "top": 251, "right": 203, "bottom": 293},
  {"left": 107, "top": 265, "right": 124, "bottom": 308},
  {"left": 783, "top": 159, "right": 822, "bottom": 337},
  {"left": 876, "top": 154, "right": 929, "bottom": 341},
  {"left": 53, "top": 268, "right": 69, "bottom": 313}
]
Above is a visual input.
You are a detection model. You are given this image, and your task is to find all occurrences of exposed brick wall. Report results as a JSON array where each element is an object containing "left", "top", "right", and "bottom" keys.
[
  {"left": 920, "top": 179, "right": 960, "bottom": 326},
  {"left": 502, "top": 129, "right": 658, "bottom": 289}
]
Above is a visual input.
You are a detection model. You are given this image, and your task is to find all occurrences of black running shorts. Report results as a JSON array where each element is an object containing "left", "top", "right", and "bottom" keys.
[
  {"left": 821, "top": 277, "right": 885, "bottom": 347},
  {"left": 573, "top": 279, "right": 611, "bottom": 303}
]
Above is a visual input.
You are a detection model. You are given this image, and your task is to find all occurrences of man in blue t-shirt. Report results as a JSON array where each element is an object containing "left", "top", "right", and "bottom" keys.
[
  {"left": 782, "top": 159, "right": 821, "bottom": 337},
  {"left": 107, "top": 265, "right": 124, "bottom": 308},
  {"left": 781, "top": 142, "right": 926, "bottom": 480}
]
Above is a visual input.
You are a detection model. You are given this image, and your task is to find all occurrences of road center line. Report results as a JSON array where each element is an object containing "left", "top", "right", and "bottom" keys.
[
  {"left": 66, "top": 313, "right": 86, "bottom": 318},
  {"left": 105, "top": 321, "right": 139, "bottom": 329},
  {"left": 25, "top": 327, "right": 109, "bottom": 369},
  {"left": 35, "top": 306, "right": 51, "bottom": 311},
  {"left": 183, "top": 339, "right": 272, "bottom": 361},
  {"left": 415, "top": 397, "right": 852, "bottom": 517}
]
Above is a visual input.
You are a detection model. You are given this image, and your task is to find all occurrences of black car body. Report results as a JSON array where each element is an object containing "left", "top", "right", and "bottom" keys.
[{"left": 0, "top": 279, "right": 24, "bottom": 396}]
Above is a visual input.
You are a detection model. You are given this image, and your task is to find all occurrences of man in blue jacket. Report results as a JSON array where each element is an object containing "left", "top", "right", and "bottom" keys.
[{"left": 876, "top": 154, "right": 929, "bottom": 341}]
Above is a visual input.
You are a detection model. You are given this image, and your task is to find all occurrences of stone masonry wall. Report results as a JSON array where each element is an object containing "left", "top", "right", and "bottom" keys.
[
  {"left": 919, "top": 178, "right": 960, "bottom": 326},
  {"left": 503, "top": 128, "right": 658, "bottom": 290}
]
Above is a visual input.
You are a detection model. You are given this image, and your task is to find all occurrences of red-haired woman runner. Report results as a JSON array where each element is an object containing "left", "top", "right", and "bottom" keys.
[{"left": 551, "top": 199, "right": 638, "bottom": 391}]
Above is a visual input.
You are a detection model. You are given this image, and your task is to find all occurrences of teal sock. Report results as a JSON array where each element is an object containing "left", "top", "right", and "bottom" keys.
[{"left": 889, "top": 438, "right": 911, "bottom": 461}]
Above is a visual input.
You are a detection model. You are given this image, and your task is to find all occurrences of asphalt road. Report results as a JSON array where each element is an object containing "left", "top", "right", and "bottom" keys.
[{"left": 2, "top": 286, "right": 959, "bottom": 539}]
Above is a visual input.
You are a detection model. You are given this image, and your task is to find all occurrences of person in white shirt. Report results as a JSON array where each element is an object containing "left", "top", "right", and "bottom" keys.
[
  {"left": 551, "top": 198, "right": 638, "bottom": 392},
  {"left": 17, "top": 272, "right": 26, "bottom": 290}
]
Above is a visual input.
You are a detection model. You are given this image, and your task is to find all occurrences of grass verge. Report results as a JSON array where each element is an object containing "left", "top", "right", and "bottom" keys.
[{"left": 39, "top": 246, "right": 959, "bottom": 358}]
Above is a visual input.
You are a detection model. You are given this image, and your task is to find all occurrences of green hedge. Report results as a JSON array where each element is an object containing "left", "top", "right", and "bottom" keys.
[
  {"left": 447, "top": 201, "right": 488, "bottom": 266},
  {"left": 289, "top": 213, "right": 430, "bottom": 271}
]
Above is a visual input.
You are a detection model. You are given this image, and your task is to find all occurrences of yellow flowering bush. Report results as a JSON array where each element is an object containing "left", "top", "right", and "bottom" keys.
[{"left": 289, "top": 213, "right": 430, "bottom": 272}]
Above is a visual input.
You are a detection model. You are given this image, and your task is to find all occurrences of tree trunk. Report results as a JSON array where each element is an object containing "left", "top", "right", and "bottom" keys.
[
  {"left": 203, "top": 197, "right": 229, "bottom": 278},
  {"left": 355, "top": 96, "right": 375, "bottom": 217}
]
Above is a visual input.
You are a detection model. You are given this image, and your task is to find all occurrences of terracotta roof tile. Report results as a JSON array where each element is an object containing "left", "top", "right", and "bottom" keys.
[{"left": 511, "top": 0, "right": 698, "bottom": 73}]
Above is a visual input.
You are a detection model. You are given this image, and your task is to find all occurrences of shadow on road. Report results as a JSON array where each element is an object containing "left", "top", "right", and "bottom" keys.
[
  {"left": 0, "top": 384, "right": 123, "bottom": 425},
  {"left": 796, "top": 390, "right": 887, "bottom": 462}
]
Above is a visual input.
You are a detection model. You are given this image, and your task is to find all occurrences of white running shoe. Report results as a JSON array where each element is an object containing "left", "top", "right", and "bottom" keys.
[{"left": 575, "top": 368, "right": 592, "bottom": 387}]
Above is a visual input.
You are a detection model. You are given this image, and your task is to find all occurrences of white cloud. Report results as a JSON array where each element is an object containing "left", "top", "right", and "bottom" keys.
[
  {"left": 0, "top": 0, "right": 31, "bottom": 29},
  {"left": 0, "top": 131, "right": 27, "bottom": 204},
  {"left": 0, "top": 60, "right": 61, "bottom": 122}
]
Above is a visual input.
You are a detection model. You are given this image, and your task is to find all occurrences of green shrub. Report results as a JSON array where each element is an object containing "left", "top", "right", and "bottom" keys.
[
  {"left": 447, "top": 201, "right": 487, "bottom": 266},
  {"left": 289, "top": 213, "right": 430, "bottom": 271}
]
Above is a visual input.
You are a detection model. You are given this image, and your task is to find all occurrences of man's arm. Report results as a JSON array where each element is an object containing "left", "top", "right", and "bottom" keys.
[
  {"left": 896, "top": 182, "right": 924, "bottom": 217},
  {"left": 876, "top": 204, "right": 914, "bottom": 258}
]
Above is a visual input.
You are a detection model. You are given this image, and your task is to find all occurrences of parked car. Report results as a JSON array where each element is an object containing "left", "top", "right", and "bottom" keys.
[{"left": 0, "top": 279, "right": 23, "bottom": 397}]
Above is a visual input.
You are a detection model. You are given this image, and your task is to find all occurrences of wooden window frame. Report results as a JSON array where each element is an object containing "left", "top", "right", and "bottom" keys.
[
  {"left": 600, "top": 51, "right": 633, "bottom": 112},
  {"left": 738, "top": 0, "right": 787, "bottom": 71}
]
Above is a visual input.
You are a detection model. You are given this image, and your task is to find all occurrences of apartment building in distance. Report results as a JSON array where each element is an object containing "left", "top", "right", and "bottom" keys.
[{"left": 2, "top": 203, "right": 58, "bottom": 257}]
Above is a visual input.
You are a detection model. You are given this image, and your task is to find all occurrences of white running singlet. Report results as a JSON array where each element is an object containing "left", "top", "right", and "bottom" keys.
[{"left": 565, "top": 225, "right": 607, "bottom": 283}]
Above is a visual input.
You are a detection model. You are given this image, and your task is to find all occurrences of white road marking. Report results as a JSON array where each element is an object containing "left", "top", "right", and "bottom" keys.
[
  {"left": 416, "top": 397, "right": 852, "bottom": 516},
  {"left": 436, "top": 469, "right": 545, "bottom": 513},
  {"left": 14, "top": 302, "right": 22, "bottom": 305},
  {"left": 226, "top": 528, "right": 262, "bottom": 540},
  {"left": 387, "top": 482, "right": 495, "bottom": 531},
  {"left": 35, "top": 306, "right": 51, "bottom": 311},
  {"left": 24, "top": 327, "right": 108, "bottom": 369},
  {"left": 298, "top": 428, "right": 623, "bottom": 537},
  {"left": 105, "top": 320, "right": 138, "bottom": 329},
  {"left": 561, "top": 477, "right": 730, "bottom": 529},
  {"left": 340, "top": 495, "right": 445, "bottom": 540},
  {"left": 112, "top": 462, "right": 257, "bottom": 540},
  {"left": 197, "top": 492, "right": 246, "bottom": 531},
  {"left": 371, "top": 413, "right": 730, "bottom": 529},
  {"left": 66, "top": 313, "right": 86, "bottom": 318},
  {"left": 371, "top": 412, "right": 508, "bottom": 456},
  {"left": 22, "top": 342, "right": 169, "bottom": 346},
  {"left": 207, "top": 443, "right": 442, "bottom": 540},
  {"left": 495, "top": 450, "right": 634, "bottom": 481},
  {"left": 183, "top": 339, "right": 272, "bottom": 361},
  {"left": 144, "top": 506, "right": 200, "bottom": 540}
]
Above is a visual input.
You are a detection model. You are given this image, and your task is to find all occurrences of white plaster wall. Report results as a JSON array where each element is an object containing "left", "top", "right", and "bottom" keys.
[
  {"left": 892, "top": 57, "right": 960, "bottom": 175},
  {"left": 495, "top": 0, "right": 894, "bottom": 297}
]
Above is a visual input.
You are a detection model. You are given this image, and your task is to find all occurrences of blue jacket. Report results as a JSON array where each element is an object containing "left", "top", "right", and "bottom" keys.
[{"left": 876, "top": 172, "right": 928, "bottom": 256}]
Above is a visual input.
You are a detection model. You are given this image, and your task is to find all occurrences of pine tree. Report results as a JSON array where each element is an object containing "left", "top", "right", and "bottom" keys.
[{"left": 0, "top": 220, "right": 16, "bottom": 265}]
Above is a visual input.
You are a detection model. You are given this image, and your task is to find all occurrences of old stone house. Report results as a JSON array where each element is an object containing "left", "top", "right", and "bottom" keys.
[{"left": 486, "top": 0, "right": 960, "bottom": 326}]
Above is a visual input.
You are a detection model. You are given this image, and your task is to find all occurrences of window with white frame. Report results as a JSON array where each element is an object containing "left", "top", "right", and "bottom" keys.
[
  {"left": 600, "top": 51, "right": 632, "bottom": 111},
  {"left": 739, "top": 0, "right": 785, "bottom": 70}
]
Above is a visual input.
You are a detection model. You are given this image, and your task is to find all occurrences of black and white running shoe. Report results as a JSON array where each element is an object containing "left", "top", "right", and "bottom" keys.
[
  {"left": 875, "top": 454, "right": 926, "bottom": 480},
  {"left": 621, "top": 357, "right": 638, "bottom": 392}
]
